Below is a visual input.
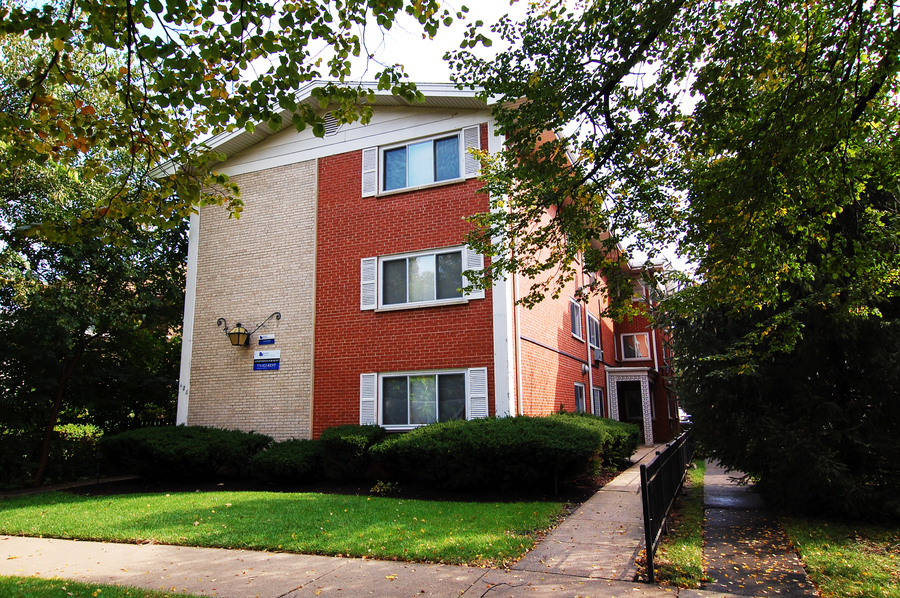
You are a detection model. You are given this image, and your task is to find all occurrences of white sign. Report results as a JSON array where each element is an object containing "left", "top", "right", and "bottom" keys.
[{"left": 254, "top": 350, "right": 281, "bottom": 360}]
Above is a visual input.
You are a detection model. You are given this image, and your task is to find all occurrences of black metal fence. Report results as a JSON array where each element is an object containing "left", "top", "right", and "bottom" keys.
[{"left": 639, "top": 430, "right": 694, "bottom": 583}]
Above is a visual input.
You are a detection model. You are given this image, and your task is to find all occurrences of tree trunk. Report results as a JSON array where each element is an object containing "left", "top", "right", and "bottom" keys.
[{"left": 32, "top": 350, "right": 83, "bottom": 487}]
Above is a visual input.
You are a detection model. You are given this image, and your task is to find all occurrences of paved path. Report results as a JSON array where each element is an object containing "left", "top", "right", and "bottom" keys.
[{"left": 694, "top": 462, "right": 817, "bottom": 597}]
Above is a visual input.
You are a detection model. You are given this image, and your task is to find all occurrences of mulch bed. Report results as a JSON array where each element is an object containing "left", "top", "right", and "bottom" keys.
[{"left": 66, "top": 468, "right": 624, "bottom": 505}]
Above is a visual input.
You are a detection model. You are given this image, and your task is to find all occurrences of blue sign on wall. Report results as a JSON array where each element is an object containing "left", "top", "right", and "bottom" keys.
[
  {"left": 258, "top": 334, "right": 275, "bottom": 345},
  {"left": 253, "top": 359, "right": 280, "bottom": 371}
]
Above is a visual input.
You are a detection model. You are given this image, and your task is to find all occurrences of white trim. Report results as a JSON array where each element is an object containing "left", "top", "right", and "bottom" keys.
[
  {"left": 217, "top": 110, "right": 490, "bottom": 178},
  {"left": 176, "top": 211, "right": 200, "bottom": 425},
  {"left": 621, "top": 332, "right": 651, "bottom": 360},
  {"left": 360, "top": 373, "right": 377, "bottom": 425}
]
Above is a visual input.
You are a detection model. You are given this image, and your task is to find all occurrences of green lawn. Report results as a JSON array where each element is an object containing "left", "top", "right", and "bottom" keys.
[
  {"left": 652, "top": 459, "right": 708, "bottom": 588},
  {"left": 0, "top": 491, "right": 563, "bottom": 567},
  {"left": 782, "top": 517, "right": 900, "bottom": 598},
  {"left": 0, "top": 575, "right": 201, "bottom": 598}
]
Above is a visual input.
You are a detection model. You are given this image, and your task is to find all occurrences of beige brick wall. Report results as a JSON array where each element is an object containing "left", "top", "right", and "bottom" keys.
[{"left": 186, "top": 159, "right": 317, "bottom": 440}]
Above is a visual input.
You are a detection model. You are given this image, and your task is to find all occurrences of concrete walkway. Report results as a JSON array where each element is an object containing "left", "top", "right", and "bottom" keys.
[
  {"left": 690, "top": 462, "right": 817, "bottom": 597},
  {"left": 0, "top": 446, "right": 676, "bottom": 598}
]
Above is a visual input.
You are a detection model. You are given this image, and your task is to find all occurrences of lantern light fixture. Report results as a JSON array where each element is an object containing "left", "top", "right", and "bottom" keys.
[{"left": 217, "top": 312, "right": 281, "bottom": 347}]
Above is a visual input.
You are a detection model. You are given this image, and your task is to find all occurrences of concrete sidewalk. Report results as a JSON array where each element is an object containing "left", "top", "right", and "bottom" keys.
[{"left": 0, "top": 446, "right": 674, "bottom": 598}]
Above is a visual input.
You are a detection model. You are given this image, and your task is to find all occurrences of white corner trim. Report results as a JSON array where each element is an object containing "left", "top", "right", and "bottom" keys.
[
  {"left": 176, "top": 211, "right": 200, "bottom": 425},
  {"left": 488, "top": 116, "right": 515, "bottom": 418}
]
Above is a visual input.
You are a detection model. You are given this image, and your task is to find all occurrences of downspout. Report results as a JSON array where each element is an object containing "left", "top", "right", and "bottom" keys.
[
  {"left": 582, "top": 263, "right": 593, "bottom": 413},
  {"left": 513, "top": 255, "right": 524, "bottom": 416}
]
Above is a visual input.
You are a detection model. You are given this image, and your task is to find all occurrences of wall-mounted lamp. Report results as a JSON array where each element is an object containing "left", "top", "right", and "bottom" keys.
[{"left": 217, "top": 312, "right": 281, "bottom": 347}]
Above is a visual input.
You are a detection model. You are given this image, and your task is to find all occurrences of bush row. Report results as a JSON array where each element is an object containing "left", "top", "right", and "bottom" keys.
[{"left": 100, "top": 415, "right": 639, "bottom": 491}]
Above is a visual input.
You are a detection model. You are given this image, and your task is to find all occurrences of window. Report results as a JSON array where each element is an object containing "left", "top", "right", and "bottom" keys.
[
  {"left": 384, "top": 136, "right": 459, "bottom": 191},
  {"left": 570, "top": 299, "right": 583, "bottom": 340},
  {"left": 592, "top": 387, "right": 604, "bottom": 417},
  {"left": 574, "top": 383, "right": 586, "bottom": 413},
  {"left": 621, "top": 333, "right": 650, "bottom": 360},
  {"left": 361, "top": 246, "right": 484, "bottom": 310},
  {"left": 587, "top": 313, "right": 600, "bottom": 349},
  {"left": 631, "top": 280, "right": 647, "bottom": 302},
  {"left": 361, "top": 126, "right": 481, "bottom": 196},
  {"left": 359, "top": 368, "right": 489, "bottom": 429}
]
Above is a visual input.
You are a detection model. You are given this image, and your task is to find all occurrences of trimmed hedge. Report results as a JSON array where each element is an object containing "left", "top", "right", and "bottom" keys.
[
  {"left": 369, "top": 414, "right": 639, "bottom": 491},
  {"left": 319, "top": 424, "right": 387, "bottom": 481},
  {"left": 99, "top": 425, "right": 272, "bottom": 480},
  {"left": 251, "top": 439, "right": 323, "bottom": 483}
]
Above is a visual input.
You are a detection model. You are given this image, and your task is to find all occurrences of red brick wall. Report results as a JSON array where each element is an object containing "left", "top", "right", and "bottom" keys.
[{"left": 312, "top": 124, "right": 494, "bottom": 437}]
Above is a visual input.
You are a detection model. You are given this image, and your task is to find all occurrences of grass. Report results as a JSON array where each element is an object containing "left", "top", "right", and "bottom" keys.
[
  {"left": 782, "top": 517, "right": 900, "bottom": 598},
  {"left": 0, "top": 490, "right": 563, "bottom": 567},
  {"left": 652, "top": 458, "right": 709, "bottom": 588},
  {"left": 0, "top": 575, "right": 201, "bottom": 598}
]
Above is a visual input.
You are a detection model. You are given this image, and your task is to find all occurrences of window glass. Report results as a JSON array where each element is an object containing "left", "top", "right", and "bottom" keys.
[
  {"left": 438, "top": 373, "right": 466, "bottom": 422},
  {"left": 575, "top": 385, "right": 585, "bottom": 413},
  {"left": 436, "top": 252, "right": 463, "bottom": 300},
  {"left": 409, "top": 375, "right": 437, "bottom": 425},
  {"left": 434, "top": 136, "right": 460, "bottom": 182},
  {"left": 588, "top": 315, "right": 600, "bottom": 348},
  {"left": 383, "top": 376, "right": 408, "bottom": 425},
  {"left": 592, "top": 387, "right": 604, "bottom": 417},
  {"left": 382, "top": 259, "right": 407, "bottom": 305},
  {"left": 384, "top": 147, "right": 407, "bottom": 191},
  {"left": 407, "top": 140, "right": 434, "bottom": 187},
  {"left": 408, "top": 255, "right": 436, "bottom": 303},
  {"left": 623, "top": 334, "right": 650, "bottom": 359},
  {"left": 570, "top": 300, "right": 583, "bottom": 338}
]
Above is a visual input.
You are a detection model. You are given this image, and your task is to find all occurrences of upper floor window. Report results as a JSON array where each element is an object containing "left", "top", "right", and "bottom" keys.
[
  {"left": 384, "top": 136, "right": 460, "bottom": 191},
  {"left": 570, "top": 299, "right": 583, "bottom": 340},
  {"left": 360, "top": 246, "right": 484, "bottom": 311},
  {"left": 361, "top": 125, "right": 481, "bottom": 197},
  {"left": 622, "top": 332, "right": 650, "bottom": 360},
  {"left": 587, "top": 313, "right": 601, "bottom": 349}
]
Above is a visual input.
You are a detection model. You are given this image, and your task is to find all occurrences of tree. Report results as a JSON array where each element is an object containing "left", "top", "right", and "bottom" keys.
[
  {"left": 0, "top": 33, "right": 186, "bottom": 486},
  {"left": 0, "top": 157, "right": 187, "bottom": 487},
  {"left": 0, "top": 0, "right": 477, "bottom": 236},
  {"left": 449, "top": 0, "right": 900, "bottom": 516}
]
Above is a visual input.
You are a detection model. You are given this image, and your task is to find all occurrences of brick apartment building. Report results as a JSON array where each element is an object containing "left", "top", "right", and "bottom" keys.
[{"left": 176, "top": 82, "right": 679, "bottom": 446}]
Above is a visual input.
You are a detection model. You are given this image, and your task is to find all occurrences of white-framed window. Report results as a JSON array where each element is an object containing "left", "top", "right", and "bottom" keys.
[
  {"left": 569, "top": 299, "right": 583, "bottom": 340},
  {"left": 574, "top": 383, "right": 586, "bottom": 413},
  {"left": 632, "top": 280, "right": 647, "bottom": 302},
  {"left": 359, "top": 368, "right": 488, "bottom": 429},
  {"left": 592, "top": 387, "right": 604, "bottom": 417},
  {"left": 587, "top": 313, "right": 600, "bottom": 349},
  {"left": 621, "top": 332, "right": 651, "bottom": 360},
  {"left": 361, "top": 125, "right": 481, "bottom": 196},
  {"left": 360, "top": 246, "right": 484, "bottom": 311}
]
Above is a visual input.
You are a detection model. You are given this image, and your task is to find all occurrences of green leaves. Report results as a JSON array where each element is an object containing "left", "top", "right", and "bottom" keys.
[{"left": 0, "top": 0, "right": 465, "bottom": 229}]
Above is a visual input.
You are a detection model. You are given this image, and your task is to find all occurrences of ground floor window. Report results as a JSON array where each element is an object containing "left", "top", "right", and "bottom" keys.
[
  {"left": 359, "top": 368, "right": 488, "bottom": 429},
  {"left": 574, "top": 383, "right": 585, "bottom": 412},
  {"left": 383, "top": 372, "right": 466, "bottom": 426},
  {"left": 592, "top": 387, "right": 604, "bottom": 417}
]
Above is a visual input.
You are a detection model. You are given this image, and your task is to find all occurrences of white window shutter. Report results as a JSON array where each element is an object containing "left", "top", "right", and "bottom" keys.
[
  {"left": 361, "top": 147, "right": 378, "bottom": 197},
  {"left": 468, "top": 367, "right": 489, "bottom": 419},
  {"left": 360, "top": 257, "right": 378, "bottom": 310},
  {"left": 360, "top": 373, "right": 377, "bottom": 425},
  {"left": 463, "top": 246, "right": 485, "bottom": 300},
  {"left": 462, "top": 125, "right": 481, "bottom": 177}
]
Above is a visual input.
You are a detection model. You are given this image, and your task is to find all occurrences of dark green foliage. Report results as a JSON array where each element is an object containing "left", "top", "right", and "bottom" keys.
[
  {"left": 251, "top": 439, "right": 323, "bottom": 483},
  {"left": 369, "top": 415, "right": 638, "bottom": 491},
  {"left": 100, "top": 426, "right": 272, "bottom": 481},
  {"left": 319, "top": 424, "right": 387, "bottom": 481},
  {"left": 672, "top": 289, "right": 900, "bottom": 520}
]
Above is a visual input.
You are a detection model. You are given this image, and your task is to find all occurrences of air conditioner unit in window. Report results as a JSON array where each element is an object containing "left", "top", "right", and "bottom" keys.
[{"left": 592, "top": 348, "right": 603, "bottom": 364}]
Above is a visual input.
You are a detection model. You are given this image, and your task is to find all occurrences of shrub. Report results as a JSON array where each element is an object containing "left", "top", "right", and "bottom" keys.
[
  {"left": 556, "top": 413, "right": 640, "bottom": 467},
  {"left": 100, "top": 425, "right": 272, "bottom": 480},
  {"left": 251, "top": 439, "right": 323, "bottom": 483},
  {"left": 370, "top": 415, "right": 638, "bottom": 492},
  {"left": 319, "top": 424, "right": 387, "bottom": 481}
]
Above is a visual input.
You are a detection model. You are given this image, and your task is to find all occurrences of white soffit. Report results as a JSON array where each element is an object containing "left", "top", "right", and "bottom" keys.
[{"left": 205, "top": 81, "right": 491, "bottom": 168}]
